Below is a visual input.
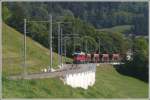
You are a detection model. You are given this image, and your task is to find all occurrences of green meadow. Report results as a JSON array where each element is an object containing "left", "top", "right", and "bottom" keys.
[{"left": 2, "top": 23, "right": 148, "bottom": 98}]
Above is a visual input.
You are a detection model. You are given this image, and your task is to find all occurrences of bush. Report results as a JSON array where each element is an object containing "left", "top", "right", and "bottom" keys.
[{"left": 126, "top": 37, "right": 148, "bottom": 81}]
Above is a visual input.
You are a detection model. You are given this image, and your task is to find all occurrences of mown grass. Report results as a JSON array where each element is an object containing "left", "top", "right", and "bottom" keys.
[
  {"left": 3, "top": 66, "right": 148, "bottom": 98},
  {"left": 98, "top": 25, "right": 132, "bottom": 33},
  {"left": 2, "top": 23, "right": 148, "bottom": 98}
]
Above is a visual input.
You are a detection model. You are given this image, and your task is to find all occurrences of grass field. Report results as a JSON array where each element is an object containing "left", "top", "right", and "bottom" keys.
[
  {"left": 98, "top": 25, "right": 132, "bottom": 33},
  {"left": 2, "top": 23, "right": 71, "bottom": 76},
  {"left": 2, "top": 23, "right": 148, "bottom": 98}
]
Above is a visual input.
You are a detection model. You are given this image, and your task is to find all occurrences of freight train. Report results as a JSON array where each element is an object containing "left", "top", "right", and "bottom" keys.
[{"left": 72, "top": 51, "right": 121, "bottom": 64}]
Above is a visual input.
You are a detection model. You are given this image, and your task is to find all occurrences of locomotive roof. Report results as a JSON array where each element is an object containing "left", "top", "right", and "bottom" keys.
[{"left": 72, "top": 51, "right": 85, "bottom": 55}]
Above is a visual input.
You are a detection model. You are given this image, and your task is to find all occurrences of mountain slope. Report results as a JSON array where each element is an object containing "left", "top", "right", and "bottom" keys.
[{"left": 2, "top": 23, "right": 148, "bottom": 98}]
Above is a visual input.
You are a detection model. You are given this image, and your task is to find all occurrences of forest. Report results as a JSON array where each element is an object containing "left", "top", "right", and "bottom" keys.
[{"left": 3, "top": 2, "right": 148, "bottom": 34}]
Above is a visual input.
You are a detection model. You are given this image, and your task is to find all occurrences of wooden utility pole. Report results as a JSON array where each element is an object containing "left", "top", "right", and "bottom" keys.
[
  {"left": 86, "top": 40, "right": 88, "bottom": 53},
  {"left": 49, "top": 14, "right": 52, "bottom": 71},
  {"left": 23, "top": 19, "right": 27, "bottom": 77},
  {"left": 0, "top": 2, "right": 1, "bottom": 97},
  {"left": 73, "top": 20, "right": 75, "bottom": 53},
  {"left": 99, "top": 39, "right": 100, "bottom": 53},
  {"left": 57, "top": 21, "right": 73, "bottom": 66},
  {"left": 64, "top": 38, "right": 67, "bottom": 63},
  {"left": 57, "top": 22, "right": 61, "bottom": 66},
  {"left": 60, "top": 28, "right": 63, "bottom": 66}
]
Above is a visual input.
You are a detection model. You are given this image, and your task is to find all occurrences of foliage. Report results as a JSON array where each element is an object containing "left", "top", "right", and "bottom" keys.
[
  {"left": 132, "top": 14, "right": 148, "bottom": 35},
  {"left": 2, "top": 2, "right": 148, "bottom": 57},
  {"left": 80, "top": 36, "right": 98, "bottom": 53},
  {"left": 96, "top": 31, "right": 129, "bottom": 54},
  {"left": 2, "top": 4, "right": 11, "bottom": 22},
  {"left": 126, "top": 37, "right": 148, "bottom": 81},
  {"left": 133, "top": 37, "right": 148, "bottom": 73},
  {"left": 2, "top": 2, "right": 148, "bottom": 35}
]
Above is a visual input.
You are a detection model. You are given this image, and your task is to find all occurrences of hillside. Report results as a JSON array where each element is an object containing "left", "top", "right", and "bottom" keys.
[
  {"left": 2, "top": 23, "right": 148, "bottom": 98},
  {"left": 2, "top": 23, "right": 71, "bottom": 75}
]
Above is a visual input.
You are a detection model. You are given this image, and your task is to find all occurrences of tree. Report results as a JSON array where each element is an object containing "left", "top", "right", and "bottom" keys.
[
  {"left": 81, "top": 36, "right": 98, "bottom": 53},
  {"left": 132, "top": 14, "right": 148, "bottom": 35},
  {"left": 133, "top": 37, "right": 148, "bottom": 72},
  {"left": 7, "top": 3, "right": 28, "bottom": 32},
  {"left": 110, "top": 32, "right": 129, "bottom": 54},
  {"left": 126, "top": 37, "right": 148, "bottom": 81},
  {"left": 2, "top": 3, "right": 11, "bottom": 22}
]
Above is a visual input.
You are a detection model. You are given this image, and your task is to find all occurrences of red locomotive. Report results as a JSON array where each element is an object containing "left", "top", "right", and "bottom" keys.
[
  {"left": 73, "top": 52, "right": 86, "bottom": 64},
  {"left": 73, "top": 51, "right": 121, "bottom": 64}
]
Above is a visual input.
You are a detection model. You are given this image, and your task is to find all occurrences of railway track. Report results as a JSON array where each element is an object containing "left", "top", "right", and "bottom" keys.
[
  {"left": 8, "top": 62, "right": 123, "bottom": 80},
  {"left": 9, "top": 63, "right": 96, "bottom": 80}
]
